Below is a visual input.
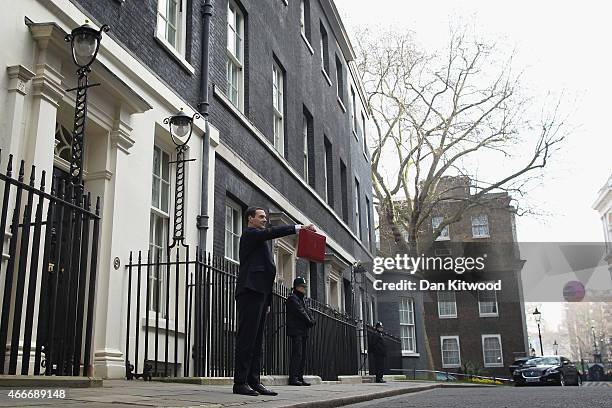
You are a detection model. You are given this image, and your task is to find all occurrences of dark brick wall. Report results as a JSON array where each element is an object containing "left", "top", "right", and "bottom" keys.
[{"left": 73, "top": 0, "right": 202, "bottom": 107}]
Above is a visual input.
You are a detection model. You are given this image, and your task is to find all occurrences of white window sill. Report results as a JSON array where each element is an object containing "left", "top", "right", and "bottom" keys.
[
  {"left": 154, "top": 34, "right": 195, "bottom": 75},
  {"left": 472, "top": 235, "right": 490, "bottom": 239},
  {"left": 301, "top": 33, "right": 314, "bottom": 55},
  {"left": 224, "top": 256, "right": 240, "bottom": 265},
  {"left": 439, "top": 315, "right": 457, "bottom": 319},
  {"left": 479, "top": 313, "right": 499, "bottom": 318},
  {"left": 442, "top": 364, "right": 461, "bottom": 369},
  {"left": 322, "top": 68, "right": 332, "bottom": 86},
  {"left": 402, "top": 351, "right": 420, "bottom": 357},
  {"left": 435, "top": 236, "right": 451, "bottom": 241},
  {"left": 141, "top": 315, "right": 185, "bottom": 334},
  {"left": 484, "top": 363, "right": 504, "bottom": 368},
  {"left": 337, "top": 97, "right": 347, "bottom": 113}
]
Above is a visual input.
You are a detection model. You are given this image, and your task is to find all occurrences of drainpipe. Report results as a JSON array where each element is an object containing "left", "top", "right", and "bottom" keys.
[{"left": 197, "top": 0, "right": 213, "bottom": 252}]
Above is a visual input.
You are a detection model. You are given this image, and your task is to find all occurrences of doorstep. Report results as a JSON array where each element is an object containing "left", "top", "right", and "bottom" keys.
[{"left": 0, "top": 375, "right": 102, "bottom": 388}]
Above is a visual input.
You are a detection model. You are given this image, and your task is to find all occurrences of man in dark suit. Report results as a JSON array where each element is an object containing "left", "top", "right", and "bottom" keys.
[
  {"left": 286, "top": 276, "right": 314, "bottom": 386},
  {"left": 369, "top": 322, "right": 387, "bottom": 383},
  {"left": 233, "top": 207, "right": 316, "bottom": 396}
]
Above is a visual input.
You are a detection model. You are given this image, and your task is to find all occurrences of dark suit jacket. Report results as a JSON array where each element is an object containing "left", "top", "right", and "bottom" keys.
[
  {"left": 235, "top": 225, "right": 297, "bottom": 303},
  {"left": 369, "top": 331, "right": 387, "bottom": 357},
  {"left": 286, "top": 291, "right": 314, "bottom": 337}
]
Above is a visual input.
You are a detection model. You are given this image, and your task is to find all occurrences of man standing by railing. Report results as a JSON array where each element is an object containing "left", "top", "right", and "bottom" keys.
[
  {"left": 233, "top": 207, "right": 316, "bottom": 396},
  {"left": 369, "top": 322, "right": 387, "bottom": 383},
  {"left": 286, "top": 276, "right": 315, "bottom": 386}
]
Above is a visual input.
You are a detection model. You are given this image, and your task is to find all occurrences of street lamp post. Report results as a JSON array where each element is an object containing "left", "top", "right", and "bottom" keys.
[
  {"left": 65, "top": 22, "right": 109, "bottom": 187},
  {"left": 553, "top": 340, "right": 558, "bottom": 355},
  {"left": 533, "top": 308, "right": 544, "bottom": 356}
]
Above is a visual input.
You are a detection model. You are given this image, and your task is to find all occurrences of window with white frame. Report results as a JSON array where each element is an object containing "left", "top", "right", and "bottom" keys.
[
  {"left": 149, "top": 145, "right": 171, "bottom": 317},
  {"left": 273, "top": 61, "right": 285, "bottom": 155},
  {"left": 399, "top": 298, "right": 416, "bottom": 353},
  {"left": 437, "top": 290, "right": 457, "bottom": 318},
  {"left": 299, "top": 0, "right": 311, "bottom": 41},
  {"left": 156, "top": 0, "right": 185, "bottom": 53},
  {"left": 225, "top": 198, "right": 242, "bottom": 262},
  {"left": 324, "top": 137, "right": 333, "bottom": 204},
  {"left": 326, "top": 269, "right": 342, "bottom": 311},
  {"left": 303, "top": 115, "right": 309, "bottom": 180},
  {"left": 441, "top": 336, "right": 461, "bottom": 367},
  {"left": 471, "top": 214, "right": 489, "bottom": 238},
  {"left": 335, "top": 55, "right": 344, "bottom": 103},
  {"left": 351, "top": 87, "right": 357, "bottom": 132},
  {"left": 275, "top": 243, "right": 295, "bottom": 287},
  {"left": 320, "top": 22, "right": 329, "bottom": 74},
  {"left": 482, "top": 334, "right": 503, "bottom": 367},
  {"left": 361, "top": 112, "right": 368, "bottom": 155},
  {"left": 226, "top": 1, "right": 244, "bottom": 110},
  {"left": 365, "top": 197, "right": 371, "bottom": 246},
  {"left": 432, "top": 216, "right": 449, "bottom": 240},
  {"left": 478, "top": 289, "right": 498, "bottom": 317},
  {"left": 354, "top": 178, "right": 362, "bottom": 239}
]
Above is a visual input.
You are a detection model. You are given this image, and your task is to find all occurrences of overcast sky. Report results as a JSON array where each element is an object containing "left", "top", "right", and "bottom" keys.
[
  {"left": 335, "top": 0, "right": 611, "bottom": 243},
  {"left": 335, "top": 0, "right": 612, "bottom": 334}
]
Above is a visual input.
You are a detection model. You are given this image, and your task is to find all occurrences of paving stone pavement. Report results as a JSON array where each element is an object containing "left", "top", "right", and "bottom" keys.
[{"left": 0, "top": 379, "right": 458, "bottom": 408}]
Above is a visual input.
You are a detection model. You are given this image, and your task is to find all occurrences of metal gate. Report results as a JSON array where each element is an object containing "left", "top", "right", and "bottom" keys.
[{"left": 0, "top": 154, "right": 101, "bottom": 376}]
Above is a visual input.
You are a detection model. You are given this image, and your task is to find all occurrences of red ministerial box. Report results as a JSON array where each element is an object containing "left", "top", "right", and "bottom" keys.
[{"left": 297, "top": 228, "right": 326, "bottom": 262}]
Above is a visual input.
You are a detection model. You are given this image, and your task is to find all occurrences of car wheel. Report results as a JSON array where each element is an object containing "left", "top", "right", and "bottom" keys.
[{"left": 559, "top": 374, "right": 565, "bottom": 386}]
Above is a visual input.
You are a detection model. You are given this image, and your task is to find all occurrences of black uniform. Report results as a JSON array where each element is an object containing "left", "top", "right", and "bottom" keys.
[
  {"left": 286, "top": 289, "right": 314, "bottom": 382},
  {"left": 233, "top": 225, "right": 297, "bottom": 387},
  {"left": 369, "top": 330, "right": 387, "bottom": 382}
]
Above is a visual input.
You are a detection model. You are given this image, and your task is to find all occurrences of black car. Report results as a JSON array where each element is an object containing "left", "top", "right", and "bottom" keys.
[
  {"left": 509, "top": 357, "right": 530, "bottom": 376},
  {"left": 513, "top": 356, "right": 581, "bottom": 386}
]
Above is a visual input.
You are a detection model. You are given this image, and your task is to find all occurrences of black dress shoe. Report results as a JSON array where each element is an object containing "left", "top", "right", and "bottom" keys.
[
  {"left": 249, "top": 383, "right": 278, "bottom": 396},
  {"left": 298, "top": 378, "right": 311, "bottom": 386},
  {"left": 233, "top": 384, "right": 259, "bottom": 396},
  {"left": 375, "top": 379, "right": 386, "bottom": 383},
  {"left": 288, "top": 379, "right": 304, "bottom": 386}
]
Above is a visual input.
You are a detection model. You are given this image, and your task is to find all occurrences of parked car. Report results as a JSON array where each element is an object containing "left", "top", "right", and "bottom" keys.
[
  {"left": 509, "top": 357, "right": 530, "bottom": 376},
  {"left": 513, "top": 356, "right": 581, "bottom": 386},
  {"left": 435, "top": 372, "right": 457, "bottom": 381}
]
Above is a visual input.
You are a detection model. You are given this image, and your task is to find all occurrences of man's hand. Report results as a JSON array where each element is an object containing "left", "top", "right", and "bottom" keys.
[
  {"left": 304, "top": 224, "right": 317, "bottom": 232},
  {"left": 266, "top": 305, "right": 271, "bottom": 314}
]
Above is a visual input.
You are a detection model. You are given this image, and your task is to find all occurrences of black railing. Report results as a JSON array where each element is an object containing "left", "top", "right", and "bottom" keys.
[
  {"left": 0, "top": 154, "right": 101, "bottom": 376},
  {"left": 125, "top": 249, "right": 359, "bottom": 380}
]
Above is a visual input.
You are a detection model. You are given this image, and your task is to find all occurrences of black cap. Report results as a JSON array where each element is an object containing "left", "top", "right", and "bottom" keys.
[
  {"left": 375, "top": 321, "right": 383, "bottom": 329},
  {"left": 293, "top": 276, "right": 307, "bottom": 288}
]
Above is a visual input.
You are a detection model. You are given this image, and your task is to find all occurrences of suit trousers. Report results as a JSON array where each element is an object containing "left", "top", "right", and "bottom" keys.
[
  {"left": 374, "top": 355, "right": 385, "bottom": 381},
  {"left": 234, "top": 289, "right": 267, "bottom": 385},
  {"left": 289, "top": 335, "right": 308, "bottom": 381}
]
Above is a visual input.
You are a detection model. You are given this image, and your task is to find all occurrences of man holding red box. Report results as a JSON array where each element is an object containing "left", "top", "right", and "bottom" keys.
[{"left": 233, "top": 207, "right": 316, "bottom": 397}]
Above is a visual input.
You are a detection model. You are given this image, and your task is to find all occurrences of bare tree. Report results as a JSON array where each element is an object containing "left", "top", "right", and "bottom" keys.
[{"left": 355, "top": 28, "right": 568, "bottom": 254}]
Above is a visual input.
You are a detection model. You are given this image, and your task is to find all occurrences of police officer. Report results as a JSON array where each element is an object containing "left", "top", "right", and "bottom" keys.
[
  {"left": 286, "top": 276, "right": 314, "bottom": 386},
  {"left": 369, "top": 322, "right": 387, "bottom": 383}
]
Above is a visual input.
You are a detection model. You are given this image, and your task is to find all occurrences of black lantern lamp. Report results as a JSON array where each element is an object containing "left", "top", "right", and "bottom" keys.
[
  {"left": 164, "top": 109, "right": 200, "bottom": 248},
  {"left": 533, "top": 308, "right": 544, "bottom": 356},
  {"left": 165, "top": 109, "right": 200, "bottom": 148},
  {"left": 66, "top": 21, "right": 109, "bottom": 69}
]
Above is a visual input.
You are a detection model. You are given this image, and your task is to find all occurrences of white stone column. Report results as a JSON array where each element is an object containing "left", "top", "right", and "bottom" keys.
[{"left": 3, "top": 65, "right": 35, "bottom": 160}]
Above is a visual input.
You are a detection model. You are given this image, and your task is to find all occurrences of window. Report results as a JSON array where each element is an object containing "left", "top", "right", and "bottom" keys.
[
  {"left": 304, "top": 108, "right": 314, "bottom": 187},
  {"left": 478, "top": 289, "right": 499, "bottom": 317},
  {"left": 303, "top": 114, "right": 309, "bottom": 181},
  {"left": 272, "top": 61, "right": 285, "bottom": 155},
  {"left": 361, "top": 112, "right": 368, "bottom": 156},
  {"left": 354, "top": 178, "right": 362, "bottom": 239},
  {"left": 225, "top": 199, "right": 242, "bottom": 262},
  {"left": 324, "top": 138, "right": 333, "bottom": 205},
  {"left": 437, "top": 291, "right": 457, "bottom": 318},
  {"left": 319, "top": 22, "right": 329, "bottom": 74},
  {"left": 351, "top": 87, "right": 357, "bottom": 133},
  {"left": 226, "top": 1, "right": 244, "bottom": 110},
  {"left": 149, "top": 146, "right": 171, "bottom": 316},
  {"left": 340, "top": 161, "right": 348, "bottom": 223},
  {"left": 432, "top": 216, "right": 450, "bottom": 240},
  {"left": 471, "top": 214, "right": 489, "bottom": 238},
  {"left": 335, "top": 55, "right": 344, "bottom": 103},
  {"left": 399, "top": 298, "right": 416, "bottom": 353},
  {"left": 441, "top": 336, "right": 461, "bottom": 367},
  {"left": 326, "top": 270, "right": 342, "bottom": 311},
  {"left": 275, "top": 244, "right": 295, "bottom": 287},
  {"left": 157, "top": 0, "right": 185, "bottom": 53},
  {"left": 365, "top": 197, "right": 371, "bottom": 247},
  {"left": 299, "top": 0, "right": 311, "bottom": 41},
  {"left": 482, "top": 335, "right": 503, "bottom": 367}
]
